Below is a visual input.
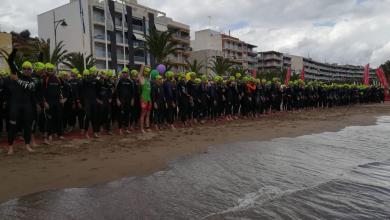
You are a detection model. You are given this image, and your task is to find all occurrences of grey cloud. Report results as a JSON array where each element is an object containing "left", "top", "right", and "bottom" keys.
[{"left": 1, "top": 0, "right": 389, "bottom": 67}]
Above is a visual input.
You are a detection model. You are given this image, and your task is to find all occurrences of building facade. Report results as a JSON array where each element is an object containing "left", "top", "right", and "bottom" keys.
[
  {"left": 156, "top": 16, "right": 191, "bottom": 73},
  {"left": 0, "top": 32, "right": 12, "bottom": 72},
  {"left": 38, "top": 0, "right": 189, "bottom": 72},
  {"left": 258, "top": 51, "right": 292, "bottom": 73},
  {"left": 290, "top": 55, "right": 377, "bottom": 83},
  {"left": 191, "top": 29, "right": 258, "bottom": 75},
  {"left": 258, "top": 50, "right": 377, "bottom": 83}
]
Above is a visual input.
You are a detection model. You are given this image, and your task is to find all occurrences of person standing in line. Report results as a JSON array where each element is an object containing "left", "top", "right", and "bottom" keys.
[
  {"left": 115, "top": 68, "right": 133, "bottom": 135},
  {"left": 80, "top": 68, "right": 100, "bottom": 138},
  {"left": 129, "top": 70, "right": 141, "bottom": 131},
  {"left": 5, "top": 44, "right": 37, "bottom": 154},
  {"left": 43, "top": 63, "right": 65, "bottom": 144},
  {"left": 98, "top": 70, "right": 114, "bottom": 135},
  {"left": 163, "top": 71, "right": 177, "bottom": 129},
  {"left": 138, "top": 65, "right": 152, "bottom": 133}
]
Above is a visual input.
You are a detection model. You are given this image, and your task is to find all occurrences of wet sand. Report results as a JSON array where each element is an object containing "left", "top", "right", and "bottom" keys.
[{"left": 0, "top": 103, "right": 389, "bottom": 203}]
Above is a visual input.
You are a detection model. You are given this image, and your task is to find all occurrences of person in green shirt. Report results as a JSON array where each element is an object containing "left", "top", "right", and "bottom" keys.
[{"left": 138, "top": 64, "right": 152, "bottom": 133}]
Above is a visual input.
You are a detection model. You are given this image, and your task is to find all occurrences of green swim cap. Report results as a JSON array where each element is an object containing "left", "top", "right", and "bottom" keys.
[
  {"left": 229, "top": 76, "right": 235, "bottom": 81},
  {"left": 166, "top": 71, "right": 174, "bottom": 79},
  {"left": 89, "top": 66, "right": 97, "bottom": 74},
  {"left": 22, "top": 61, "right": 33, "bottom": 69},
  {"left": 106, "top": 70, "right": 114, "bottom": 77},
  {"left": 131, "top": 70, "right": 138, "bottom": 77},
  {"left": 178, "top": 72, "right": 185, "bottom": 80},
  {"left": 144, "top": 66, "right": 151, "bottom": 75},
  {"left": 45, "top": 63, "right": 55, "bottom": 71},
  {"left": 83, "top": 69, "right": 90, "bottom": 76},
  {"left": 195, "top": 78, "right": 201, "bottom": 84},
  {"left": 235, "top": 73, "right": 241, "bottom": 79},
  {"left": 34, "top": 62, "right": 45, "bottom": 72},
  {"left": 156, "top": 75, "right": 163, "bottom": 80},
  {"left": 71, "top": 68, "right": 79, "bottom": 75},
  {"left": 122, "top": 67, "right": 129, "bottom": 73}
]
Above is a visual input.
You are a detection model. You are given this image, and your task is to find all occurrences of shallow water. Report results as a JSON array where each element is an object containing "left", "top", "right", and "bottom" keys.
[{"left": 1, "top": 117, "right": 390, "bottom": 219}]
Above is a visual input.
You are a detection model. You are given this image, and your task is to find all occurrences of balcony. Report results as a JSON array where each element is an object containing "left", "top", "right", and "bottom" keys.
[
  {"left": 134, "top": 56, "right": 145, "bottom": 62},
  {"left": 133, "top": 25, "right": 144, "bottom": 32}
]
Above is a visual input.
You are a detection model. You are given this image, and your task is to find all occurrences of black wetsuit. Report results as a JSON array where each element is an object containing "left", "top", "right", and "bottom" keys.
[
  {"left": 81, "top": 76, "right": 100, "bottom": 133},
  {"left": 115, "top": 77, "right": 133, "bottom": 130},
  {"left": 5, "top": 49, "right": 37, "bottom": 145},
  {"left": 43, "top": 74, "right": 64, "bottom": 136}
]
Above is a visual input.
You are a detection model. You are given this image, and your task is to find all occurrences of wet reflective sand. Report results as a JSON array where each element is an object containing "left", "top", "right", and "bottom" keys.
[{"left": 1, "top": 116, "right": 390, "bottom": 219}]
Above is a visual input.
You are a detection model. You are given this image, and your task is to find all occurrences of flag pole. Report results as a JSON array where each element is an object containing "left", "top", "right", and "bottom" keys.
[
  {"left": 79, "top": 0, "right": 87, "bottom": 70},
  {"left": 104, "top": 0, "right": 109, "bottom": 70},
  {"left": 122, "top": 0, "right": 126, "bottom": 68}
]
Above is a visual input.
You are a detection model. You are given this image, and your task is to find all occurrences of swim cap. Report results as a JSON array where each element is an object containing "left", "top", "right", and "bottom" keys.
[
  {"left": 89, "top": 66, "right": 97, "bottom": 74},
  {"left": 166, "top": 71, "right": 174, "bottom": 79},
  {"left": 83, "top": 69, "right": 90, "bottom": 76},
  {"left": 45, "top": 63, "right": 55, "bottom": 71},
  {"left": 122, "top": 67, "right": 129, "bottom": 73},
  {"left": 131, "top": 70, "right": 138, "bottom": 77},
  {"left": 34, "top": 62, "right": 45, "bottom": 72},
  {"left": 71, "top": 68, "right": 79, "bottom": 75},
  {"left": 22, "top": 61, "right": 33, "bottom": 69}
]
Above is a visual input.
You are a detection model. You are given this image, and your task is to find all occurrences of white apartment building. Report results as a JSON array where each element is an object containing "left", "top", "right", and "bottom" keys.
[
  {"left": 191, "top": 29, "right": 258, "bottom": 74},
  {"left": 38, "top": 0, "right": 189, "bottom": 72},
  {"left": 290, "top": 55, "right": 377, "bottom": 83}
]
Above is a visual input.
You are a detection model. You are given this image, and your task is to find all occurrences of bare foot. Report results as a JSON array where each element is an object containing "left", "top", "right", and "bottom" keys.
[
  {"left": 119, "top": 129, "right": 123, "bottom": 135},
  {"left": 26, "top": 145, "right": 35, "bottom": 153},
  {"left": 85, "top": 133, "right": 90, "bottom": 139},
  {"left": 141, "top": 129, "right": 146, "bottom": 134},
  {"left": 93, "top": 133, "right": 99, "bottom": 138},
  {"left": 7, "top": 146, "right": 14, "bottom": 155},
  {"left": 59, "top": 136, "right": 65, "bottom": 141}
]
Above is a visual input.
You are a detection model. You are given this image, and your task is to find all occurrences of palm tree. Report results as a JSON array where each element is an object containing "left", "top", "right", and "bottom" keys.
[
  {"left": 145, "top": 28, "right": 178, "bottom": 66},
  {"left": 49, "top": 41, "right": 68, "bottom": 65},
  {"left": 63, "top": 52, "right": 95, "bottom": 72},
  {"left": 229, "top": 65, "right": 247, "bottom": 76},
  {"left": 186, "top": 59, "right": 204, "bottom": 73},
  {"left": 209, "top": 57, "right": 233, "bottom": 76}
]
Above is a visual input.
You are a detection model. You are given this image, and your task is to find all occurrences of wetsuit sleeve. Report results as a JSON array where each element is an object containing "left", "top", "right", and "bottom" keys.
[{"left": 7, "top": 49, "right": 20, "bottom": 76}]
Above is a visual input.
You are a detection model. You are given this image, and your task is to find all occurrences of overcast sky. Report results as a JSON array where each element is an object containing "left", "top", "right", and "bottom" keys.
[{"left": 1, "top": 0, "right": 389, "bottom": 67}]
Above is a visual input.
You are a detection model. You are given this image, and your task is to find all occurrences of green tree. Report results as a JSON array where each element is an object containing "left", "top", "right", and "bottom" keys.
[
  {"left": 63, "top": 52, "right": 95, "bottom": 73},
  {"left": 209, "top": 57, "right": 233, "bottom": 76},
  {"left": 145, "top": 28, "right": 178, "bottom": 66},
  {"left": 229, "top": 65, "right": 247, "bottom": 76},
  {"left": 186, "top": 59, "right": 204, "bottom": 73}
]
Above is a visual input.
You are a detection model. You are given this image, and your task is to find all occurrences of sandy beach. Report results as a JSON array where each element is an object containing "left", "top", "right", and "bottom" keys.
[{"left": 0, "top": 103, "right": 389, "bottom": 203}]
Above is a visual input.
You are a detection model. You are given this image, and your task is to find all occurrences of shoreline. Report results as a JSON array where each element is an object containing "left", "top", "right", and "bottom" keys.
[{"left": 0, "top": 103, "right": 389, "bottom": 203}]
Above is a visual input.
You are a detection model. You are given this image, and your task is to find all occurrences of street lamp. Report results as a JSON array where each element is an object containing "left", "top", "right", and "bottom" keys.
[
  {"left": 54, "top": 19, "right": 67, "bottom": 47},
  {"left": 53, "top": 11, "right": 67, "bottom": 71}
]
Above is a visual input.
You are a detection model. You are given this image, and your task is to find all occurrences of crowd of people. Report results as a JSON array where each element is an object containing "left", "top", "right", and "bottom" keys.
[{"left": 0, "top": 47, "right": 385, "bottom": 155}]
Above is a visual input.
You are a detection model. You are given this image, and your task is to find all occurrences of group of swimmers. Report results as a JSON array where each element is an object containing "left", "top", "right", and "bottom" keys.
[{"left": 0, "top": 47, "right": 385, "bottom": 155}]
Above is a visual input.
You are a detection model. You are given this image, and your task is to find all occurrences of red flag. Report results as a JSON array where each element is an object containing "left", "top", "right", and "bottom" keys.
[
  {"left": 285, "top": 67, "right": 291, "bottom": 85},
  {"left": 380, "top": 68, "right": 388, "bottom": 89},
  {"left": 376, "top": 68, "right": 384, "bottom": 85},
  {"left": 300, "top": 66, "right": 305, "bottom": 81},
  {"left": 252, "top": 69, "right": 257, "bottom": 78},
  {"left": 363, "top": 64, "right": 370, "bottom": 85}
]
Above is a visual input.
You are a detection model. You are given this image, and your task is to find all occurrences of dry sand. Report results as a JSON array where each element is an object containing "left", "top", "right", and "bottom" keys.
[{"left": 0, "top": 103, "right": 390, "bottom": 203}]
